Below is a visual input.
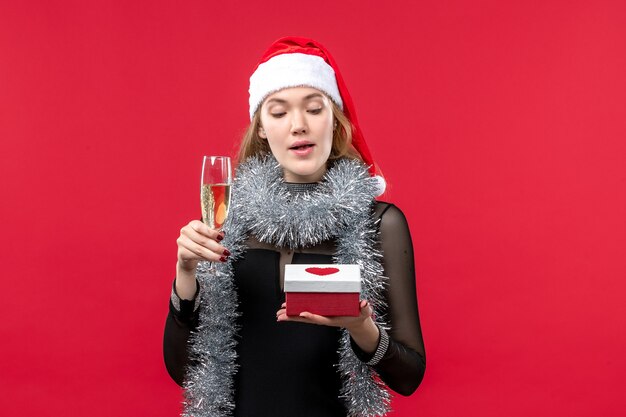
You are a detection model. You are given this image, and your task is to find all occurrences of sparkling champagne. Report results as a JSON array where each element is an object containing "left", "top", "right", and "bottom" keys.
[{"left": 201, "top": 183, "right": 231, "bottom": 229}]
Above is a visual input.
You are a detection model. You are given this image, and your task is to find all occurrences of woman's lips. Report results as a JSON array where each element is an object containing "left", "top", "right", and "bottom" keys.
[{"left": 289, "top": 142, "right": 315, "bottom": 156}]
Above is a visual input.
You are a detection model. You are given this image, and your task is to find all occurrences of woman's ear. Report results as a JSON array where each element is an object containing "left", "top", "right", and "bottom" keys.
[{"left": 258, "top": 126, "right": 267, "bottom": 139}]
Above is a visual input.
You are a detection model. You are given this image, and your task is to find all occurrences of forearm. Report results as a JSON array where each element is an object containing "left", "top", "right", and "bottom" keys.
[
  {"left": 347, "top": 317, "right": 380, "bottom": 355},
  {"left": 163, "top": 278, "right": 201, "bottom": 386},
  {"left": 163, "top": 310, "right": 195, "bottom": 386},
  {"left": 350, "top": 329, "right": 425, "bottom": 396},
  {"left": 371, "top": 337, "right": 425, "bottom": 396},
  {"left": 175, "top": 262, "right": 199, "bottom": 299}
]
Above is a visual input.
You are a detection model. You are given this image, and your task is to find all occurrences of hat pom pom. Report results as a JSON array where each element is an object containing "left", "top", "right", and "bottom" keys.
[{"left": 373, "top": 175, "right": 386, "bottom": 197}]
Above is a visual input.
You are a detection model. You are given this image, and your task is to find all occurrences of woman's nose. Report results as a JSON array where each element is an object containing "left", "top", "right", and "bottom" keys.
[{"left": 290, "top": 111, "right": 308, "bottom": 135}]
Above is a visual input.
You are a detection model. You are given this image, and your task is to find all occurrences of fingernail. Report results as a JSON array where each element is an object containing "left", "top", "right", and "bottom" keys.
[
  {"left": 219, "top": 256, "right": 227, "bottom": 262},
  {"left": 221, "top": 231, "right": 226, "bottom": 236},
  {"left": 216, "top": 234, "right": 223, "bottom": 242},
  {"left": 223, "top": 249, "right": 231, "bottom": 256}
]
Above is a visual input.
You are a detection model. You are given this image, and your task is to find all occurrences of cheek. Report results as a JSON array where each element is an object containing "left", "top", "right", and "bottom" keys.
[
  {"left": 264, "top": 133, "right": 289, "bottom": 160},
  {"left": 314, "top": 114, "right": 333, "bottom": 142},
  {"left": 265, "top": 137, "right": 282, "bottom": 156},
  {"left": 323, "top": 123, "right": 335, "bottom": 148},
  {"left": 260, "top": 117, "right": 287, "bottom": 139}
]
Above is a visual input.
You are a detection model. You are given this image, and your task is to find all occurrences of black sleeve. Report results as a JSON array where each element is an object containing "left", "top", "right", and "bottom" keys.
[
  {"left": 350, "top": 203, "right": 426, "bottom": 396},
  {"left": 163, "top": 279, "right": 200, "bottom": 386}
]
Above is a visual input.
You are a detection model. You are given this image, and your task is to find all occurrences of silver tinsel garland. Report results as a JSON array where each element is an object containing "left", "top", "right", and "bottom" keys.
[{"left": 183, "top": 155, "right": 391, "bottom": 417}]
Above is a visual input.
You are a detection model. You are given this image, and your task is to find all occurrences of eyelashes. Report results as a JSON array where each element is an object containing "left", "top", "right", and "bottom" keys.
[{"left": 270, "top": 109, "right": 323, "bottom": 118}]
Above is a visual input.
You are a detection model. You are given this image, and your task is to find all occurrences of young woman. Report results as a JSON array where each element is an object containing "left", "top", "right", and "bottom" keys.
[{"left": 164, "top": 37, "right": 425, "bottom": 417}]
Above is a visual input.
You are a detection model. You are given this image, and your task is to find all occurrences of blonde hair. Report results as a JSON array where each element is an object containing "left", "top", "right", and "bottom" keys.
[{"left": 237, "top": 99, "right": 362, "bottom": 166}]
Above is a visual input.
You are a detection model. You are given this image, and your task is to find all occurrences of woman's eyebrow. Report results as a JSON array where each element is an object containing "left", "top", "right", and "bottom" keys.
[
  {"left": 266, "top": 97, "right": 287, "bottom": 104},
  {"left": 303, "top": 93, "right": 324, "bottom": 100},
  {"left": 266, "top": 93, "right": 325, "bottom": 105}
]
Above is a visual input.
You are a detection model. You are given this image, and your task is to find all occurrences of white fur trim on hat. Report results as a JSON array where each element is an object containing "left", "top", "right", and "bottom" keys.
[{"left": 248, "top": 53, "right": 343, "bottom": 119}]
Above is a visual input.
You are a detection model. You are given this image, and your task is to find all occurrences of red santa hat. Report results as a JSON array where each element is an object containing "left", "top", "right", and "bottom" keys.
[{"left": 248, "top": 36, "right": 386, "bottom": 196}]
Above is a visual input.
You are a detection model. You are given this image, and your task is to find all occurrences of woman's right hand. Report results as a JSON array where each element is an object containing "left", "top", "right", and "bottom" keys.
[
  {"left": 176, "top": 220, "right": 230, "bottom": 272},
  {"left": 175, "top": 220, "right": 230, "bottom": 299}
]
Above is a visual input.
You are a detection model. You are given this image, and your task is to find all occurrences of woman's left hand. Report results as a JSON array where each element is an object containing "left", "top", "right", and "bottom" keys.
[
  {"left": 276, "top": 300, "right": 380, "bottom": 353},
  {"left": 276, "top": 300, "right": 373, "bottom": 333}
]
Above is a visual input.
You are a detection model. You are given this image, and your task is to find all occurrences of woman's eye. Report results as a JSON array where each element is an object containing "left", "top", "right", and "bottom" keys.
[
  {"left": 308, "top": 108, "right": 323, "bottom": 114},
  {"left": 271, "top": 112, "right": 286, "bottom": 118}
]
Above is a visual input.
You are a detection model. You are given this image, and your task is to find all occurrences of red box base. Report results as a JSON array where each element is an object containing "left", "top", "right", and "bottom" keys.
[{"left": 285, "top": 292, "right": 360, "bottom": 316}]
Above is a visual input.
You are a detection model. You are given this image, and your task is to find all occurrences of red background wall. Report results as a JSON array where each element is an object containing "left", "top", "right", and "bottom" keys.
[{"left": 1, "top": 1, "right": 625, "bottom": 416}]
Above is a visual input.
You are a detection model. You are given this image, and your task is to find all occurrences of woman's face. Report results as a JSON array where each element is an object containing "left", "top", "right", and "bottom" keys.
[{"left": 258, "top": 87, "right": 334, "bottom": 183}]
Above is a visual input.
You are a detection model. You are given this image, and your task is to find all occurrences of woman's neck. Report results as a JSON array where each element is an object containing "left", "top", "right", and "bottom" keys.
[{"left": 284, "top": 182, "right": 320, "bottom": 194}]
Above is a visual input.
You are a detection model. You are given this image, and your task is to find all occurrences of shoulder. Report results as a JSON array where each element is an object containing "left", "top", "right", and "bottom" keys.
[
  {"left": 373, "top": 201, "right": 407, "bottom": 221},
  {"left": 373, "top": 201, "right": 414, "bottom": 251},
  {"left": 373, "top": 201, "right": 410, "bottom": 232}
]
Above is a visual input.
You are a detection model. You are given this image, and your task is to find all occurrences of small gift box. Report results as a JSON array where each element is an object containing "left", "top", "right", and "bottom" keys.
[{"left": 284, "top": 264, "right": 361, "bottom": 317}]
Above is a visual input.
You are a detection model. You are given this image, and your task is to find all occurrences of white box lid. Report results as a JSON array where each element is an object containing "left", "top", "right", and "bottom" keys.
[{"left": 284, "top": 264, "right": 361, "bottom": 293}]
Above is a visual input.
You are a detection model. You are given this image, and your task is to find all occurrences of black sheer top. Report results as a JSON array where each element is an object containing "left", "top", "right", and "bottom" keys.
[{"left": 163, "top": 201, "right": 426, "bottom": 416}]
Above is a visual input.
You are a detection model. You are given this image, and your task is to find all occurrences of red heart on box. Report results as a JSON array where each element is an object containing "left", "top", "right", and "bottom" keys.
[{"left": 305, "top": 267, "right": 340, "bottom": 276}]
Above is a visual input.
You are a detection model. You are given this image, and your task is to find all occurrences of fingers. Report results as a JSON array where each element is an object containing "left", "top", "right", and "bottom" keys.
[
  {"left": 359, "top": 300, "right": 373, "bottom": 318},
  {"left": 298, "top": 312, "right": 334, "bottom": 326},
  {"left": 277, "top": 300, "right": 374, "bottom": 328},
  {"left": 189, "top": 220, "right": 224, "bottom": 241},
  {"left": 276, "top": 302, "right": 313, "bottom": 323},
  {"left": 276, "top": 310, "right": 318, "bottom": 324},
  {"left": 177, "top": 234, "right": 227, "bottom": 262},
  {"left": 276, "top": 302, "right": 290, "bottom": 322},
  {"left": 177, "top": 220, "right": 230, "bottom": 263},
  {"left": 276, "top": 303, "right": 304, "bottom": 323}
]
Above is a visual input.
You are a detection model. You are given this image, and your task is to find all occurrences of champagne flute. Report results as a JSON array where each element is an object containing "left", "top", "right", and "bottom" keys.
[{"left": 201, "top": 156, "right": 232, "bottom": 269}]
